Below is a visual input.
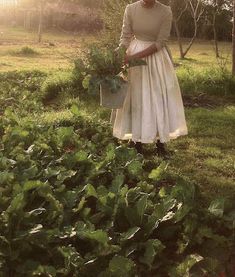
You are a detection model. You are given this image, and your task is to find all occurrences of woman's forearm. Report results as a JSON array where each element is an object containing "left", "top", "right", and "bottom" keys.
[{"left": 131, "top": 43, "right": 158, "bottom": 59}]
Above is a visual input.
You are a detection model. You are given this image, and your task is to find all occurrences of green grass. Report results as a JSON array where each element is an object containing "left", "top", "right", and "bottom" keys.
[
  {"left": 0, "top": 25, "right": 96, "bottom": 72},
  {"left": 167, "top": 107, "right": 235, "bottom": 200},
  {"left": 0, "top": 25, "right": 232, "bottom": 73},
  {"left": 169, "top": 39, "right": 232, "bottom": 72}
]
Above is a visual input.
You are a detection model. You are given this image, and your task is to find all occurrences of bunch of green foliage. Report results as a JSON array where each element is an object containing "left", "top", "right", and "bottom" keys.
[
  {"left": 74, "top": 43, "right": 146, "bottom": 94},
  {"left": 42, "top": 43, "right": 136, "bottom": 102}
]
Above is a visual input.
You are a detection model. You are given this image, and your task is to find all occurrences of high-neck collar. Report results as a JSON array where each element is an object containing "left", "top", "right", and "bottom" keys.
[{"left": 140, "top": 0, "right": 158, "bottom": 9}]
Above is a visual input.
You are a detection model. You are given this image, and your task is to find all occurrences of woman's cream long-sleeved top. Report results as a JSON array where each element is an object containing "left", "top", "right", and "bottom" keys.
[{"left": 119, "top": 0, "right": 173, "bottom": 51}]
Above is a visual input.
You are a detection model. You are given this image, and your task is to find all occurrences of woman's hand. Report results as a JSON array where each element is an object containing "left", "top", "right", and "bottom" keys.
[
  {"left": 124, "top": 53, "right": 145, "bottom": 65},
  {"left": 127, "top": 44, "right": 158, "bottom": 61},
  {"left": 124, "top": 54, "right": 133, "bottom": 64},
  {"left": 124, "top": 52, "right": 147, "bottom": 65}
]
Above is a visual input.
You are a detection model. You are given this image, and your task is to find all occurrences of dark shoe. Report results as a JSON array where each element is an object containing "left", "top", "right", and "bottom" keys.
[
  {"left": 156, "top": 140, "right": 168, "bottom": 157},
  {"left": 135, "top": 142, "right": 143, "bottom": 154},
  {"left": 128, "top": 140, "right": 135, "bottom": 148},
  {"left": 128, "top": 141, "right": 143, "bottom": 154}
]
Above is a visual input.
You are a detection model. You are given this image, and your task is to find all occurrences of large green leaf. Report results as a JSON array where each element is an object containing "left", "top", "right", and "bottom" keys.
[
  {"left": 171, "top": 183, "right": 195, "bottom": 204},
  {"left": 148, "top": 162, "right": 168, "bottom": 181},
  {"left": 109, "top": 255, "right": 135, "bottom": 276},
  {"left": 70, "top": 104, "right": 80, "bottom": 116},
  {"left": 23, "top": 180, "right": 43, "bottom": 192},
  {"left": 136, "top": 194, "right": 148, "bottom": 221},
  {"left": 59, "top": 246, "right": 84, "bottom": 268},
  {"left": 120, "top": 226, "right": 140, "bottom": 242},
  {"left": 32, "top": 265, "right": 57, "bottom": 277},
  {"left": 105, "top": 143, "right": 116, "bottom": 162},
  {"left": 80, "top": 230, "right": 109, "bottom": 245},
  {"left": 126, "top": 160, "right": 143, "bottom": 176},
  {"left": 85, "top": 184, "right": 98, "bottom": 198},
  {"left": 110, "top": 174, "right": 125, "bottom": 193},
  {"left": 114, "top": 146, "right": 136, "bottom": 164},
  {"left": 139, "top": 239, "right": 165, "bottom": 268},
  {"left": 171, "top": 254, "right": 204, "bottom": 277},
  {"left": 6, "top": 193, "right": 26, "bottom": 214},
  {"left": 208, "top": 198, "right": 225, "bottom": 217},
  {"left": 0, "top": 171, "right": 14, "bottom": 185},
  {"left": 74, "top": 150, "right": 88, "bottom": 162}
]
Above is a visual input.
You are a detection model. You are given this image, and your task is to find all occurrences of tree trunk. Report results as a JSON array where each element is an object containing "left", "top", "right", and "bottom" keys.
[
  {"left": 38, "top": 0, "right": 43, "bottom": 43},
  {"left": 173, "top": 18, "right": 184, "bottom": 59},
  {"left": 212, "top": 12, "right": 219, "bottom": 58},
  {"left": 232, "top": 0, "right": 235, "bottom": 75},
  {"left": 181, "top": 15, "right": 198, "bottom": 58},
  {"left": 24, "top": 11, "right": 31, "bottom": 30},
  {"left": 172, "top": 0, "right": 204, "bottom": 59}
]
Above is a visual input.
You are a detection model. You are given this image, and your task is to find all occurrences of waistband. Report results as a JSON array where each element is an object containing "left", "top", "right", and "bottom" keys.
[{"left": 133, "top": 36, "right": 156, "bottom": 43}]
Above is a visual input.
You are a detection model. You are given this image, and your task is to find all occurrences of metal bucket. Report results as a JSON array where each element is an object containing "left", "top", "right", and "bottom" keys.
[{"left": 100, "top": 81, "right": 128, "bottom": 109}]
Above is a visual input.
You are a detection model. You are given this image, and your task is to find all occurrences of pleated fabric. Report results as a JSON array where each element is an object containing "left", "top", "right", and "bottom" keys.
[{"left": 111, "top": 38, "right": 188, "bottom": 144}]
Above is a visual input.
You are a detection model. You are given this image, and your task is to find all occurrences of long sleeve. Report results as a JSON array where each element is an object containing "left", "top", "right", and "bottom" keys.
[
  {"left": 119, "top": 4, "right": 133, "bottom": 48},
  {"left": 155, "top": 7, "right": 173, "bottom": 51}
]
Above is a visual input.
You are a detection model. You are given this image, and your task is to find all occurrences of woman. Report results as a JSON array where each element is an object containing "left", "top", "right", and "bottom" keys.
[{"left": 111, "top": 0, "right": 188, "bottom": 155}]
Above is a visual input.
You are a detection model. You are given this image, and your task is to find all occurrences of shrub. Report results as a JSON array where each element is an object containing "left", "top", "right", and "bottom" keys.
[
  {"left": 177, "top": 65, "right": 235, "bottom": 96},
  {"left": 101, "top": 0, "right": 131, "bottom": 45},
  {"left": 10, "top": 46, "right": 40, "bottom": 56},
  {"left": 41, "top": 72, "right": 73, "bottom": 102},
  {"left": 71, "top": 57, "right": 88, "bottom": 95},
  {"left": 20, "top": 46, "right": 39, "bottom": 55}
]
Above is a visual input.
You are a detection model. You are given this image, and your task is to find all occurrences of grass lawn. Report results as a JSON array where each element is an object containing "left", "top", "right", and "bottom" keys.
[
  {"left": 0, "top": 25, "right": 232, "bottom": 72},
  {"left": 0, "top": 25, "right": 96, "bottom": 72},
  {"left": 0, "top": 25, "right": 234, "bottom": 203}
]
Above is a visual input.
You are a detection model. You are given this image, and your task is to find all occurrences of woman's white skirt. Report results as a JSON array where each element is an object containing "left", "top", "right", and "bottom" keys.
[{"left": 110, "top": 38, "right": 188, "bottom": 143}]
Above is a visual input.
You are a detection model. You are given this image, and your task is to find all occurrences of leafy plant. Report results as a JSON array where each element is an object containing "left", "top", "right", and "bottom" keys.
[
  {"left": 74, "top": 44, "right": 146, "bottom": 94},
  {"left": 0, "top": 104, "right": 234, "bottom": 277},
  {"left": 0, "top": 46, "right": 235, "bottom": 277},
  {"left": 0, "top": 70, "right": 46, "bottom": 115}
]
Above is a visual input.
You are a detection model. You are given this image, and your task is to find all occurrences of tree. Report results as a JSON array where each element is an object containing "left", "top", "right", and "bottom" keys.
[
  {"left": 19, "top": 0, "right": 67, "bottom": 42},
  {"left": 171, "top": 0, "right": 205, "bottom": 58},
  {"left": 101, "top": 0, "right": 132, "bottom": 46},
  {"left": 38, "top": 0, "right": 44, "bottom": 43},
  {"left": 208, "top": 0, "right": 222, "bottom": 57},
  {"left": 171, "top": 0, "right": 189, "bottom": 58},
  {"left": 203, "top": 0, "right": 232, "bottom": 58},
  {"left": 101, "top": 0, "right": 172, "bottom": 46},
  {"left": 19, "top": 0, "right": 48, "bottom": 42},
  {"left": 233, "top": 0, "right": 235, "bottom": 74}
]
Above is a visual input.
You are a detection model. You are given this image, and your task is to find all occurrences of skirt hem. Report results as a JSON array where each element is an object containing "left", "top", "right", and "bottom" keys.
[{"left": 113, "top": 130, "right": 188, "bottom": 144}]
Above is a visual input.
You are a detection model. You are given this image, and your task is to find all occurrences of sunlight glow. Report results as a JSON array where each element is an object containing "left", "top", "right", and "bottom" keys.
[{"left": 0, "top": 0, "right": 18, "bottom": 6}]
